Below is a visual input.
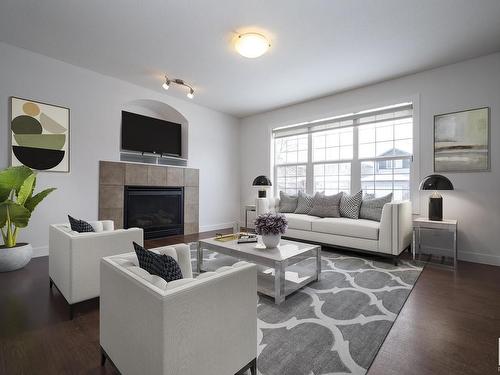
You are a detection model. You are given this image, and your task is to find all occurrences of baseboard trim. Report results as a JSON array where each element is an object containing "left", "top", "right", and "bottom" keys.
[
  {"left": 458, "top": 251, "right": 500, "bottom": 266},
  {"left": 422, "top": 245, "right": 500, "bottom": 266},
  {"left": 32, "top": 245, "right": 49, "bottom": 258},
  {"left": 199, "top": 222, "right": 234, "bottom": 232}
]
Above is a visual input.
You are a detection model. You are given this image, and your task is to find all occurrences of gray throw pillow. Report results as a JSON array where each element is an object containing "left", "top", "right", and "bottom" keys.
[
  {"left": 339, "top": 190, "right": 363, "bottom": 219},
  {"left": 360, "top": 193, "right": 393, "bottom": 221},
  {"left": 294, "top": 191, "right": 317, "bottom": 214},
  {"left": 278, "top": 191, "right": 298, "bottom": 213},
  {"left": 309, "top": 193, "right": 342, "bottom": 218}
]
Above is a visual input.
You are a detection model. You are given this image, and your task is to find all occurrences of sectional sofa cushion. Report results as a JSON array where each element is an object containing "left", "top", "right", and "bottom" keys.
[
  {"left": 68, "top": 215, "right": 95, "bottom": 233},
  {"left": 133, "top": 242, "right": 183, "bottom": 282},
  {"left": 278, "top": 191, "right": 298, "bottom": 213},
  {"left": 309, "top": 192, "right": 342, "bottom": 218},
  {"left": 283, "top": 213, "right": 321, "bottom": 231},
  {"left": 311, "top": 217, "right": 380, "bottom": 240},
  {"left": 339, "top": 191, "right": 363, "bottom": 219},
  {"left": 294, "top": 191, "right": 318, "bottom": 214},
  {"left": 360, "top": 193, "right": 393, "bottom": 222}
]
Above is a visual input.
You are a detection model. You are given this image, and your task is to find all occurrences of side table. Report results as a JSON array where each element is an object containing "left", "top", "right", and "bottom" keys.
[
  {"left": 244, "top": 204, "right": 256, "bottom": 231},
  {"left": 412, "top": 218, "right": 458, "bottom": 269}
]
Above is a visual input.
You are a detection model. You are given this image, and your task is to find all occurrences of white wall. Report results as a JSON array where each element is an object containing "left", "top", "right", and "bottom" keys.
[
  {"left": 240, "top": 53, "right": 500, "bottom": 266},
  {"left": 0, "top": 42, "right": 241, "bottom": 256}
]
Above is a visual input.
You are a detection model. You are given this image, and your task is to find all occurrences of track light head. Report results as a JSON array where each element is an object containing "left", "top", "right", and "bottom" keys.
[
  {"left": 162, "top": 76, "right": 170, "bottom": 90},
  {"left": 161, "top": 74, "right": 194, "bottom": 99}
]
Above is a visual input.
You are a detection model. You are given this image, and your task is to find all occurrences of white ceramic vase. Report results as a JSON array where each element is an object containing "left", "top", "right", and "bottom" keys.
[
  {"left": 0, "top": 243, "right": 33, "bottom": 272},
  {"left": 262, "top": 234, "right": 281, "bottom": 249}
]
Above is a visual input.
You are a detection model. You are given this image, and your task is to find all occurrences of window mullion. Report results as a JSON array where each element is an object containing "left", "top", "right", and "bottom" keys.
[
  {"left": 306, "top": 129, "right": 313, "bottom": 194},
  {"left": 352, "top": 119, "right": 361, "bottom": 193}
]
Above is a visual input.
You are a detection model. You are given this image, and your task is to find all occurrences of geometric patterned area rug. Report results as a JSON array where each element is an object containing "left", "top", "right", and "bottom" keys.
[{"left": 192, "top": 246, "right": 423, "bottom": 375}]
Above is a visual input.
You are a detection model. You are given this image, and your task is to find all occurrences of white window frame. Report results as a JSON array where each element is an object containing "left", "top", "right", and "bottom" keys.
[{"left": 272, "top": 101, "right": 420, "bottom": 213}]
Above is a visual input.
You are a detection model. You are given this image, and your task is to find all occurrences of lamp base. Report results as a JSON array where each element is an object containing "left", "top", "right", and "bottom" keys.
[
  {"left": 428, "top": 196, "right": 443, "bottom": 221},
  {"left": 258, "top": 190, "right": 267, "bottom": 198}
]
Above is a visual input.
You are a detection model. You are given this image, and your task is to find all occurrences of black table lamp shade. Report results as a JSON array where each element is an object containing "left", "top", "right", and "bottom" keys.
[
  {"left": 419, "top": 174, "right": 454, "bottom": 221},
  {"left": 253, "top": 176, "right": 272, "bottom": 198}
]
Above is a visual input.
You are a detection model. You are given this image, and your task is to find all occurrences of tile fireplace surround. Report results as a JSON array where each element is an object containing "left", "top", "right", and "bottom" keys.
[{"left": 98, "top": 161, "right": 199, "bottom": 235}]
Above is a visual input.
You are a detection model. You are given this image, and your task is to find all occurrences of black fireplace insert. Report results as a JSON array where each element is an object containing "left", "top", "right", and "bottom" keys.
[{"left": 124, "top": 186, "right": 184, "bottom": 239}]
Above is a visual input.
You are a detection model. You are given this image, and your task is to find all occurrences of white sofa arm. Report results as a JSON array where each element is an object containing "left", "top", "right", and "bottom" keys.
[
  {"left": 378, "top": 201, "right": 412, "bottom": 255},
  {"left": 49, "top": 224, "right": 73, "bottom": 299}
]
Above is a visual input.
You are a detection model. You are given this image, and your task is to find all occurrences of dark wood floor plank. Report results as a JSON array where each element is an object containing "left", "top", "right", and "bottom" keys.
[
  {"left": 1, "top": 229, "right": 499, "bottom": 374},
  {"left": 367, "top": 262, "right": 500, "bottom": 375}
]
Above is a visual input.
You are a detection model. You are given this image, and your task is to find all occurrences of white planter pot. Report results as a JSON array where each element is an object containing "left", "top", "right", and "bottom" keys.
[
  {"left": 0, "top": 243, "right": 33, "bottom": 272},
  {"left": 262, "top": 234, "right": 281, "bottom": 249}
]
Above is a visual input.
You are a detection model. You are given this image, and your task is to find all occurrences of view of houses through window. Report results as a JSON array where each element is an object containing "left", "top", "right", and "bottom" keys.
[{"left": 273, "top": 103, "right": 413, "bottom": 200}]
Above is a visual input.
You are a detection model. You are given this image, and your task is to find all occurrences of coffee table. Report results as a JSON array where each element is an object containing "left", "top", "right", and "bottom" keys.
[{"left": 197, "top": 237, "right": 321, "bottom": 304}]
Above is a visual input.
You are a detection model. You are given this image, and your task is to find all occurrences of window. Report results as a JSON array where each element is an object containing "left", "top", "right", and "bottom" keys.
[
  {"left": 314, "top": 163, "right": 351, "bottom": 195},
  {"left": 273, "top": 103, "right": 413, "bottom": 200}
]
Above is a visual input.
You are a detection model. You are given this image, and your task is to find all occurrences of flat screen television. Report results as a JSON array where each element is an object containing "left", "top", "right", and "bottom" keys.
[{"left": 121, "top": 111, "right": 182, "bottom": 157}]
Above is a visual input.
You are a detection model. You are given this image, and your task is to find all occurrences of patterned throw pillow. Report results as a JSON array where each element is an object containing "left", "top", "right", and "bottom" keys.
[
  {"left": 68, "top": 215, "right": 95, "bottom": 233},
  {"left": 133, "top": 242, "right": 183, "bottom": 282},
  {"left": 309, "top": 192, "right": 343, "bottom": 218},
  {"left": 360, "top": 193, "right": 393, "bottom": 222},
  {"left": 294, "top": 191, "right": 316, "bottom": 214},
  {"left": 339, "top": 190, "right": 363, "bottom": 219},
  {"left": 278, "top": 191, "right": 298, "bottom": 213}
]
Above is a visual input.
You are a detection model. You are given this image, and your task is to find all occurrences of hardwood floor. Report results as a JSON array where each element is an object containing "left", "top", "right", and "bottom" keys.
[{"left": 0, "top": 229, "right": 499, "bottom": 375}]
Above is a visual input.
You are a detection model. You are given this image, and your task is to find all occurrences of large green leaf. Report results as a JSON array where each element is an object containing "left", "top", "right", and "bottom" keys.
[
  {"left": 0, "top": 201, "right": 31, "bottom": 228},
  {"left": 0, "top": 166, "right": 33, "bottom": 202},
  {"left": 17, "top": 173, "right": 36, "bottom": 206},
  {"left": 25, "top": 188, "right": 56, "bottom": 213}
]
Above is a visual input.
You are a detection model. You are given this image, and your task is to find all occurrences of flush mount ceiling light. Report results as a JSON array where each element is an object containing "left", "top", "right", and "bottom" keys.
[
  {"left": 235, "top": 33, "right": 271, "bottom": 58},
  {"left": 162, "top": 74, "right": 195, "bottom": 99}
]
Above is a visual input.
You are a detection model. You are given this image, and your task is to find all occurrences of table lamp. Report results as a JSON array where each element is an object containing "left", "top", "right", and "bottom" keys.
[
  {"left": 252, "top": 175, "right": 272, "bottom": 198},
  {"left": 419, "top": 174, "right": 454, "bottom": 221}
]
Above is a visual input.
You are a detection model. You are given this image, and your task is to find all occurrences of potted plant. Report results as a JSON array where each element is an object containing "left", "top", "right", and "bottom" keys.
[
  {"left": 0, "top": 166, "right": 56, "bottom": 272},
  {"left": 254, "top": 212, "right": 288, "bottom": 248}
]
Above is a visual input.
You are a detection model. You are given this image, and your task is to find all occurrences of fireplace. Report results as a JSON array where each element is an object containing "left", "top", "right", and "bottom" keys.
[{"left": 124, "top": 186, "right": 184, "bottom": 239}]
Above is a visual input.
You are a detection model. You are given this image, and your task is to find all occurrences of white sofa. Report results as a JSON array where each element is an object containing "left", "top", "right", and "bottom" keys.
[
  {"left": 258, "top": 197, "right": 412, "bottom": 263},
  {"left": 100, "top": 244, "right": 258, "bottom": 375},
  {"left": 49, "top": 220, "right": 143, "bottom": 318}
]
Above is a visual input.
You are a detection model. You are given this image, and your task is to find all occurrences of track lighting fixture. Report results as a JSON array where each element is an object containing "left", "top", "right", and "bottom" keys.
[{"left": 162, "top": 75, "right": 195, "bottom": 99}]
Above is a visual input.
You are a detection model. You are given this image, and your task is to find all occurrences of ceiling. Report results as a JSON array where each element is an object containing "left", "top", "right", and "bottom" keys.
[{"left": 1, "top": 1, "right": 500, "bottom": 118}]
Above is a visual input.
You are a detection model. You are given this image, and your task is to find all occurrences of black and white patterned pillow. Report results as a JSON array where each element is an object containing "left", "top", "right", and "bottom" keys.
[
  {"left": 339, "top": 191, "right": 363, "bottom": 219},
  {"left": 309, "top": 192, "right": 342, "bottom": 218},
  {"left": 360, "top": 193, "right": 393, "bottom": 221},
  {"left": 133, "top": 242, "right": 183, "bottom": 282},
  {"left": 294, "top": 191, "right": 316, "bottom": 214},
  {"left": 278, "top": 191, "right": 298, "bottom": 213},
  {"left": 68, "top": 215, "right": 95, "bottom": 233}
]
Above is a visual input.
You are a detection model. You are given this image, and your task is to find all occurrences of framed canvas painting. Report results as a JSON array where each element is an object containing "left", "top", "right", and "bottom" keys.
[
  {"left": 434, "top": 107, "right": 489, "bottom": 172},
  {"left": 10, "top": 96, "right": 70, "bottom": 172}
]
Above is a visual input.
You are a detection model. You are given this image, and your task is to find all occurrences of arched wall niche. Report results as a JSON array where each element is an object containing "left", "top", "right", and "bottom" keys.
[{"left": 122, "top": 99, "right": 189, "bottom": 160}]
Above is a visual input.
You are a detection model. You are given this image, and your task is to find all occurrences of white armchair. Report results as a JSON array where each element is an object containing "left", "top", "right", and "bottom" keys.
[
  {"left": 100, "top": 244, "right": 258, "bottom": 375},
  {"left": 49, "top": 220, "right": 143, "bottom": 318}
]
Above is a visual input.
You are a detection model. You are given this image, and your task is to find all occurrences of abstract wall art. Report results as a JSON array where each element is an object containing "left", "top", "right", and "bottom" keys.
[
  {"left": 434, "top": 107, "right": 489, "bottom": 172},
  {"left": 10, "top": 97, "right": 70, "bottom": 172}
]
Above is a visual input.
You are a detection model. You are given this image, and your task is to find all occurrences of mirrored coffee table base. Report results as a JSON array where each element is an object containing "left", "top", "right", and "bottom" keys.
[{"left": 197, "top": 237, "right": 321, "bottom": 304}]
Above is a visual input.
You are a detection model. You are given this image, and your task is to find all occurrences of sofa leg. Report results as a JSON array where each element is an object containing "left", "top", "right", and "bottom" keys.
[
  {"left": 69, "top": 304, "right": 74, "bottom": 320},
  {"left": 100, "top": 347, "right": 107, "bottom": 366},
  {"left": 49, "top": 277, "right": 53, "bottom": 289},
  {"left": 393, "top": 256, "right": 399, "bottom": 266}
]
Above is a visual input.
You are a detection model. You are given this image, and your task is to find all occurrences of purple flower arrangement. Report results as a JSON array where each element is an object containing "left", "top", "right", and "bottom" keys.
[{"left": 254, "top": 213, "right": 288, "bottom": 236}]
